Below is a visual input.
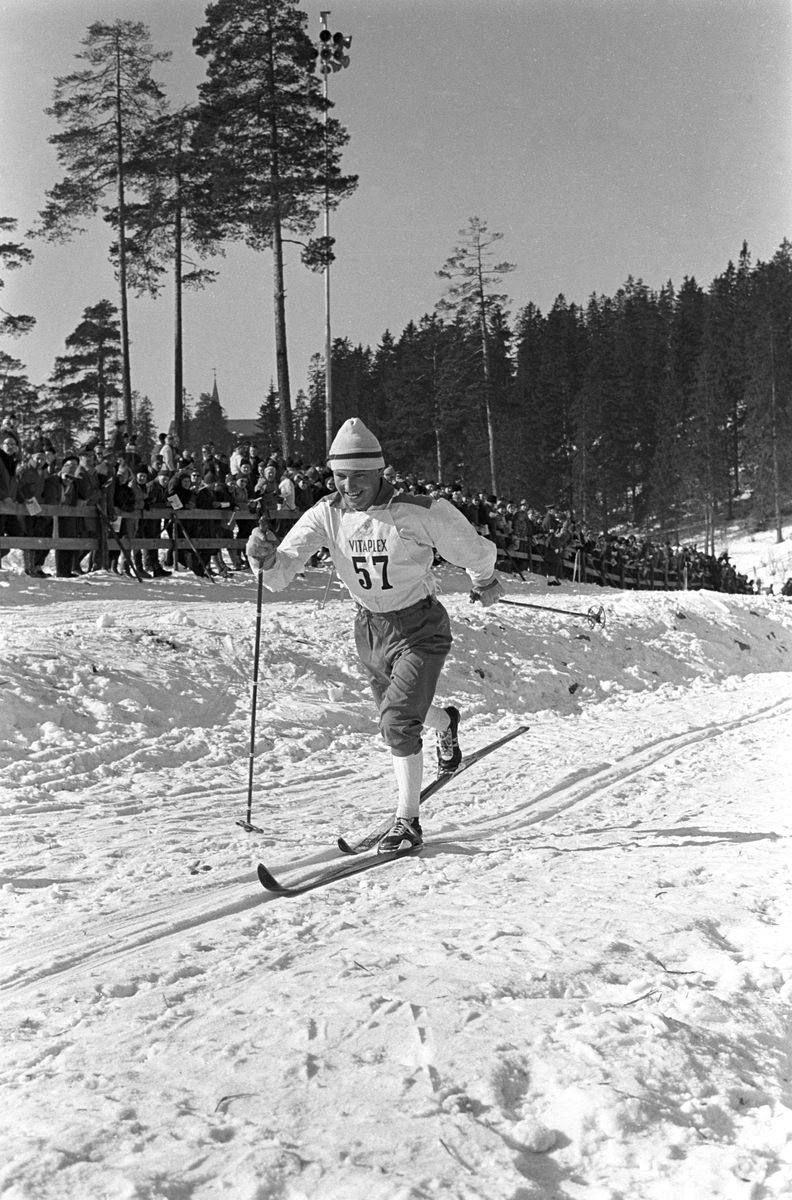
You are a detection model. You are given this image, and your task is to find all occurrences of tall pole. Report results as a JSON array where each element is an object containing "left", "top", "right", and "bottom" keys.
[
  {"left": 322, "top": 11, "right": 333, "bottom": 455},
  {"left": 317, "top": 13, "right": 351, "bottom": 455}
]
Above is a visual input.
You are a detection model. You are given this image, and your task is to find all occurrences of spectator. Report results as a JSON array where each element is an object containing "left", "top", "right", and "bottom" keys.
[
  {"left": 30, "top": 426, "right": 55, "bottom": 455},
  {"left": 107, "top": 419, "right": 127, "bottom": 460},
  {"left": 233, "top": 461, "right": 257, "bottom": 562},
  {"left": 55, "top": 456, "right": 81, "bottom": 578},
  {"left": 188, "top": 468, "right": 215, "bottom": 576},
  {"left": 198, "top": 443, "right": 220, "bottom": 479},
  {"left": 0, "top": 432, "right": 21, "bottom": 569},
  {"left": 15, "top": 448, "right": 48, "bottom": 577},
  {"left": 36, "top": 452, "right": 62, "bottom": 577},
  {"left": 108, "top": 461, "right": 138, "bottom": 576},
  {"left": 277, "top": 468, "right": 299, "bottom": 537},
  {"left": 137, "top": 468, "right": 169, "bottom": 579},
  {"left": 293, "top": 472, "right": 316, "bottom": 514},
  {"left": 96, "top": 447, "right": 116, "bottom": 483},
  {"left": 254, "top": 463, "right": 280, "bottom": 524},
  {"left": 124, "top": 435, "right": 143, "bottom": 474},
  {"left": 0, "top": 412, "right": 21, "bottom": 452},
  {"left": 229, "top": 439, "right": 252, "bottom": 477},
  {"left": 75, "top": 448, "right": 109, "bottom": 573}
]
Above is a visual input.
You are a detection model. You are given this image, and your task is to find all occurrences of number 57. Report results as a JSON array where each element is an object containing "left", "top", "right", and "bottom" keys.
[{"left": 352, "top": 555, "right": 392, "bottom": 590}]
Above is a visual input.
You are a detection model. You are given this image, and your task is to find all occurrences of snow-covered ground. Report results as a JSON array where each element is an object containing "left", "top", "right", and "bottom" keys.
[
  {"left": 710, "top": 517, "right": 792, "bottom": 594},
  {"left": 1, "top": 550, "right": 791, "bottom": 1200}
]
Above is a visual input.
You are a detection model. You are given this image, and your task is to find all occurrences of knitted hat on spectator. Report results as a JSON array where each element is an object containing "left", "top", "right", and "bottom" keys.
[{"left": 328, "top": 418, "right": 384, "bottom": 472}]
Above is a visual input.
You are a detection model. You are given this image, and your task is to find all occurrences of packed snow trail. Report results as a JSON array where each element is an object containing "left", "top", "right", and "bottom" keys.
[{"left": 1, "top": 575, "right": 791, "bottom": 1199}]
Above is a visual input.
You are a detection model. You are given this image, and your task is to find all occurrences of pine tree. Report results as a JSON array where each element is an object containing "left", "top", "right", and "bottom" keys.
[
  {"left": 612, "top": 277, "right": 669, "bottom": 523},
  {"left": 301, "top": 353, "right": 327, "bottom": 463},
  {"left": 436, "top": 217, "right": 516, "bottom": 494},
  {"left": 574, "top": 295, "right": 626, "bottom": 531},
  {"left": 534, "top": 296, "right": 583, "bottom": 511},
  {"left": 179, "top": 391, "right": 194, "bottom": 451},
  {"left": 292, "top": 387, "right": 309, "bottom": 461},
  {"left": 511, "top": 302, "right": 545, "bottom": 501},
  {"left": 48, "top": 300, "right": 122, "bottom": 446},
  {"left": 369, "top": 330, "right": 398, "bottom": 434},
  {"left": 257, "top": 381, "right": 281, "bottom": 455},
  {"left": 0, "top": 217, "right": 36, "bottom": 339},
  {"left": 0, "top": 352, "right": 42, "bottom": 441},
  {"left": 484, "top": 304, "right": 516, "bottom": 492},
  {"left": 704, "top": 249, "right": 751, "bottom": 513},
  {"left": 193, "top": 0, "right": 358, "bottom": 459},
  {"left": 377, "top": 322, "right": 437, "bottom": 477},
  {"left": 133, "top": 393, "right": 156, "bottom": 465},
  {"left": 381, "top": 315, "right": 473, "bottom": 484},
  {"left": 34, "top": 21, "right": 170, "bottom": 427},
  {"left": 328, "top": 338, "right": 374, "bottom": 432},
  {"left": 743, "top": 243, "right": 792, "bottom": 541}
]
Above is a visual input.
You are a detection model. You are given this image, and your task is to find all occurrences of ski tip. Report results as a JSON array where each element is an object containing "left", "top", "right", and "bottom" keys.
[
  {"left": 257, "top": 862, "right": 289, "bottom": 893},
  {"left": 337, "top": 837, "right": 356, "bottom": 854}
]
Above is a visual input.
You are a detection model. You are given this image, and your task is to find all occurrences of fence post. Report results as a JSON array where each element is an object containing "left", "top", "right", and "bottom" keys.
[{"left": 97, "top": 505, "right": 109, "bottom": 570}]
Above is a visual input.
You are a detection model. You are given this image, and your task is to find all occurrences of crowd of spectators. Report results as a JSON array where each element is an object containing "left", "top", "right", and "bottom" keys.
[
  {"left": 379, "top": 470, "right": 760, "bottom": 594},
  {"left": 0, "top": 417, "right": 335, "bottom": 579},
  {"left": 0, "top": 410, "right": 779, "bottom": 594}
]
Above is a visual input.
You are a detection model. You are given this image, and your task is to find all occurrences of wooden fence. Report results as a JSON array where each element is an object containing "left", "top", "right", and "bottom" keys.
[
  {"left": 494, "top": 537, "right": 692, "bottom": 591},
  {"left": 0, "top": 501, "right": 245, "bottom": 569},
  {"left": 0, "top": 500, "right": 699, "bottom": 589}
]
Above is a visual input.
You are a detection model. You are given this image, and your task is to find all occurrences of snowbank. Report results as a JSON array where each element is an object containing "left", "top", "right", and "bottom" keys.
[{"left": 1, "top": 565, "right": 791, "bottom": 1199}]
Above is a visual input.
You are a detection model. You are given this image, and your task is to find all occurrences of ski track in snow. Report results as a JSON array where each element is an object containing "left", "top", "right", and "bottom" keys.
[{"left": 0, "top": 565, "right": 791, "bottom": 1200}]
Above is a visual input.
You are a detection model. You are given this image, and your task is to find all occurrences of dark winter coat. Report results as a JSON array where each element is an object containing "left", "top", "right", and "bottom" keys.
[
  {"left": 58, "top": 476, "right": 81, "bottom": 538},
  {"left": 0, "top": 448, "right": 18, "bottom": 502},
  {"left": 15, "top": 464, "right": 45, "bottom": 504}
]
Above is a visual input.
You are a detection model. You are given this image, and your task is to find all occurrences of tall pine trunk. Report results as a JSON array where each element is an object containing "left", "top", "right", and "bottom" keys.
[{"left": 173, "top": 152, "right": 184, "bottom": 446}]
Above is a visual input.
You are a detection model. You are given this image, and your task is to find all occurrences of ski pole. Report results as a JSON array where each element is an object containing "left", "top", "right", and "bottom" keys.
[
  {"left": 110, "top": 525, "right": 144, "bottom": 582},
  {"left": 503, "top": 547, "right": 526, "bottom": 581},
  {"left": 319, "top": 564, "right": 336, "bottom": 610},
  {"left": 237, "top": 564, "right": 266, "bottom": 833},
  {"left": 499, "top": 598, "right": 606, "bottom": 629},
  {"left": 173, "top": 512, "right": 216, "bottom": 582}
]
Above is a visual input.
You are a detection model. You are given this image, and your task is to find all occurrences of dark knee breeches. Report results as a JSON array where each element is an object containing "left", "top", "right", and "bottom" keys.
[{"left": 354, "top": 596, "right": 452, "bottom": 758}]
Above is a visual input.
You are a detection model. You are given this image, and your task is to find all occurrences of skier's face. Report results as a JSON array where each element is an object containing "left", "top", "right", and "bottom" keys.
[{"left": 333, "top": 468, "right": 383, "bottom": 512}]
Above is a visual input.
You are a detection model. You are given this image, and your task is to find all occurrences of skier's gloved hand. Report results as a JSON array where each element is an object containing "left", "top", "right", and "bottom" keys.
[
  {"left": 246, "top": 521, "right": 279, "bottom": 571},
  {"left": 470, "top": 574, "right": 505, "bottom": 608}
]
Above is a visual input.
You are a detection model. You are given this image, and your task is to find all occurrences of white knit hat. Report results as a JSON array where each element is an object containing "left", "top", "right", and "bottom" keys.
[{"left": 327, "top": 418, "right": 385, "bottom": 471}]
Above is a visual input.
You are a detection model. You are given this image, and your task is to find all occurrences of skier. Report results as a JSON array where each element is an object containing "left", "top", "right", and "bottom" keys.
[{"left": 246, "top": 417, "right": 504, "bottom": 852}]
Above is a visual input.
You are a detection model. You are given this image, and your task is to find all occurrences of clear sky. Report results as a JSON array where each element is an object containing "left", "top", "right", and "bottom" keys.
[{"left": 1, "top": 0, "right": 790, "bottom": 435}]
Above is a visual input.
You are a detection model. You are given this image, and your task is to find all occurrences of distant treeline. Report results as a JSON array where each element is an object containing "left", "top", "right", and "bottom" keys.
[{"left": 287, "top": 240, "right": 791, "bottom": 542}]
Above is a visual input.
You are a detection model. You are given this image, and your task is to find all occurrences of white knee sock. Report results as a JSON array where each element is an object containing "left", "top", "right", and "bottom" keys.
[
  {"left": 392, "top": 751, "right": 423, "bottom": 819},
  {"left": 422, "top": 704, "right": 450, "bottom": 733}
]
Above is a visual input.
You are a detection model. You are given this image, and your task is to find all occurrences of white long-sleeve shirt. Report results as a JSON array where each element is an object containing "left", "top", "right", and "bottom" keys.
[{"left": 250, "top": 483, "right": 496, "bottom": 612}]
